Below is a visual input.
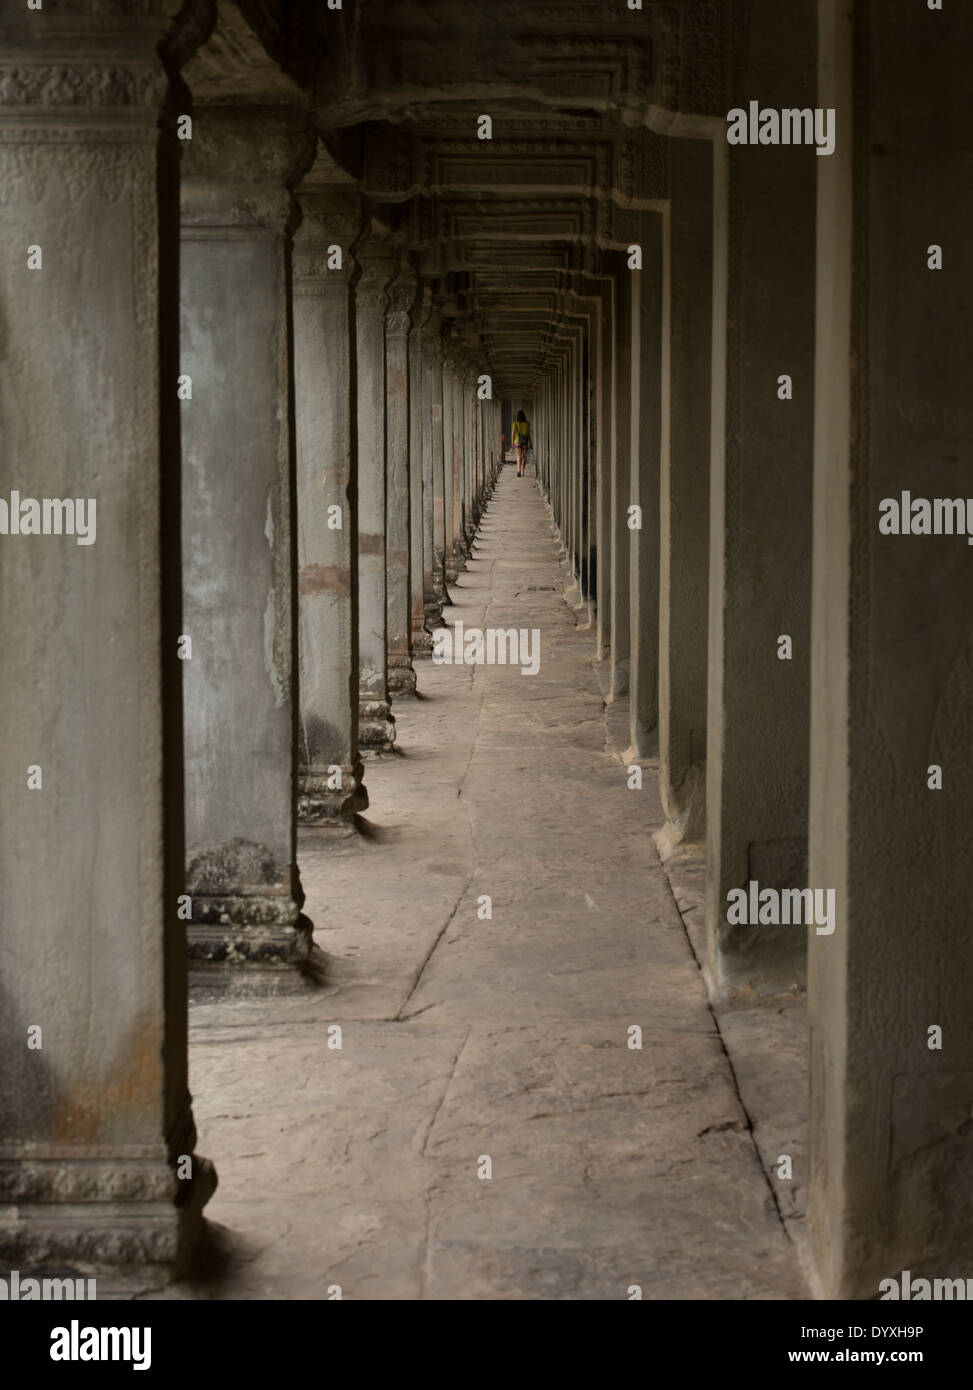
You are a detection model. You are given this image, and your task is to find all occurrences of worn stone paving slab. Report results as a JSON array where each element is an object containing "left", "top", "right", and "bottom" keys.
[{"left": 175, "top": 465, "right": 805, "bottom": 1301}]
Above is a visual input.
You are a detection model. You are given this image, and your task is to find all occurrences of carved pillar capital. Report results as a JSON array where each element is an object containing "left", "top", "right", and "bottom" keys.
[
  {"left": 352, "top": 224, "right": 396, "bottom": 316},
  {"left": 386, "top": 258, "right": 418, "bottom": 337},
  {"left": 180, "top": 104, "right": 315, "bottom": 234},
  {"left": 422, "top": 305, "right": 445, "bottom": 361},
  {"left": 411, "top": 284, "right": 433, "bottom": 342},
  {"left": 293, "top": 146, "right": 362, "bottom": 288},
  {"left": 0, "top": 0, "right": 213, "bottom": 145}
]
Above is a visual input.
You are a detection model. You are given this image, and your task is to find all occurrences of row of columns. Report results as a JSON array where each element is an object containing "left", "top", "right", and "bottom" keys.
[
  {"left": 0, "top": 6, "right": 502, "bottom": 1277},
  {"left": 533, "top": 0, "right": 973, "bottom": 1300}
]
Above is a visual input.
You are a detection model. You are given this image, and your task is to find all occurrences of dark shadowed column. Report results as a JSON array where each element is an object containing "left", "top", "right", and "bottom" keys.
[
  {"left": 628, "top": 211, "right": 664, "bottom": 760},
  {"left": 656, "top": 137, "right": 712, "bottom": 859},
  {"left": 704, "top": 6, "right": 816, "bottom": 997},
  {"left": 608, "top": 250, "right": 634, "bottom": 700},
  {"left": 809, "top": 0, "right": 973, "bottom": 1299}
]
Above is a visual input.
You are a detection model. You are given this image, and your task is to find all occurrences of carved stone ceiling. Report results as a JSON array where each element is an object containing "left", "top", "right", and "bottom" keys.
[{"left": 185, "top": 0, "right": 728, "bottom": 392}]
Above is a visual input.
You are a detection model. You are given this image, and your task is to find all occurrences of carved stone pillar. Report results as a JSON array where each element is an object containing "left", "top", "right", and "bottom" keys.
[
  {"left": 577, "top": 274, "right": 613, "bottom": 651},
  {"left": 656, "top": 138, "right": 712, "bottom": 857},
  {"left": 421, "top": 303, "right": 447, "bottom": 620},
  {"left": 441, "top": 348, "right": 457, "bottom": 584},
  {"left": 628, "top": 212, "right": 664, "bottom": 759},
  {"left": 608, "top": 250, "right": 634, "bottom": 700},
  {"left": 409, "top": 290, "right": 434, "bottom": 655},
  {"left": 180, "top": 105, "right": 315, "bottom": 975},
  {"left": 0, "top": 0, "right": 215, "bottom": 1282},
  {"left": 458, "top": 355, "right": 477, "bottom": 554},
  {"left": 810, "top": 0, "right": 973, "bottom": 1297},
  {"left": 353, "top": 227, "right": 397, "bottom": 750},
  {"left": 386, "top": 258, "right": 417, "bottom": 697},
  {"left": 293, "top": 161, "right": 367, "bottom": 824},
  {"left": 704, "top": 7, "right": 816, "bottom": 997}
]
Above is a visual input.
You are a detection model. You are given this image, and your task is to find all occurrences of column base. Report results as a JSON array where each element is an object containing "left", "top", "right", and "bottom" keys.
[
  {"left": 298, "top": 761, "right": 368, "bottom": 825},
  {"left": 0, "top": 1118, "right": 216, "bottom": 1288},
  {"left": 413, "top": 623, "right": 435, "bottom": 658},
  {"left": 707, "top": 838, "right": 810, "bottom": 999},
  {"left": 359, "top": 698, "right": 396, "bottom": 751},
  {"left": 187, "top": 904, "right": 310, "bottom": 967},
  {"left": 424, "top": 596, "right": 445, "bottom": 629},
  {"left": 185, "top": 838, "right": 309, "bottom": 966},
  {"left": 655, "top": 765, "right": 706, "bottom": 860},
  {"left": 388, "top": 658, "right": 417, "bottom": 696}
]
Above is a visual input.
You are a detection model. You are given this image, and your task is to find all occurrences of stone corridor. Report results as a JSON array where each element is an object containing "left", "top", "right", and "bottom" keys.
[
  {"left": 179, "top": 465, "right": 803, "bottom": 1300},
  {"left": 4, "top": 0, "right": 972, "bottom": 1309}
]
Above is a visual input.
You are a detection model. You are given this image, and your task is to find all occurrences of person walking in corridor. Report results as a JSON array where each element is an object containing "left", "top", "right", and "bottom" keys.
[{"left": 513, "top": 410, "right": 532, "bottom": 476}]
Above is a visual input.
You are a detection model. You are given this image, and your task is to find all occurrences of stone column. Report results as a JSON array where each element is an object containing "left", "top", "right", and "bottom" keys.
[
  {"left": 552, "top": 338, "right": 571, "bottom": 553},
  {"left": 460, "top": 363, "right": 473, "bottom": 542},
  {"left": 656, "top": 138, "right": 712, "bottom": 856},
  {"left": 609, "top": 251, "right": 634, "bottom": 700},
  {"left": 451, "top": 358, "right": 468, "bottom": 568},
  {"left": 0, "top": 0, "right": 214, "bottom": 1280},
  {"left": 564, "top": 296, "right": 597, "bottom": 628},
  {"left": 809, "top": 0, "right": 973, "bottom": 1298},
  {"left": 409, "top": 292, "right": 433, "bottom": 655},
  {"left": 469, "top": 385, "right": 479, "bottom": 520},
  {"left": 628, "top": 210, "right": 665, "bottom": 760},
  {"left": 573, "top": 279, "right": 610, "bottom": 634},
  {"left": 293, "top": 163, "right": 367, "bottom": 826},
  {"left": 386, "top": 258, "right": 417, "bottom": 697},
  {"left": 425, "top": 305, "right": 448, "bottom": 605},
  {"left": 180, "top": 106, "right": 314, "bottom": 975},
  {"left": 441, "top": 350, "right": 456, "bottom": 584},
  {"left": 579, "top": 273, "right": 614, "bottom": 660},
  {"left": 703, "top": 6, "right": 816, "bottom": 997},
  {"left": 562, "top": 318, "right": 584, "bottom": 598},
  {"left": 353, "top": 226, "right": 397, "bottom": 751}
]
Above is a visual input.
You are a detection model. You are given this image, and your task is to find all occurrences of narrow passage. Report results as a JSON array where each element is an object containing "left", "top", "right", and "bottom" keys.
[{"left": 184, "top": 465, "right": 804, "bottom": 1300}]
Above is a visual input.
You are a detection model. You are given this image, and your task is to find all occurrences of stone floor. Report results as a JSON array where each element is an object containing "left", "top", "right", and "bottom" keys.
[{"left": 171, "top": 462, "right": 808, "bottom": 1301}]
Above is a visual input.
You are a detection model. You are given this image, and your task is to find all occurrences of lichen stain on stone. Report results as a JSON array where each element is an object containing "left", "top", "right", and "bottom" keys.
[
  {"left": 264, "top": 489, "right": 275, "bottom": 551},
  {"left": 186, "top": 837, "right": 285, "bottom": 894},
  {"left": 55, "top": 1018, "right": 164, "bottom": 1146}
]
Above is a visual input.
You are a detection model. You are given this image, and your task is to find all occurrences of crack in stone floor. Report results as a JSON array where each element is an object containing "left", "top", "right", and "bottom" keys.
[{"left": 176, "top": 464, "right": 806, "bottom": 1301}]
